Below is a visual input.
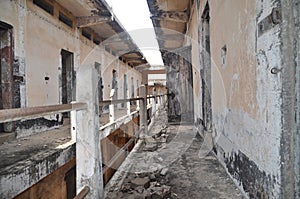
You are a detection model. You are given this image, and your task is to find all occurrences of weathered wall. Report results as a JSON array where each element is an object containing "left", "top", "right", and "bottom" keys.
[
  {"left": 294, "top": 0, "right": 300, "bottom": 197},
  {"left": 14, "top": 158, "right": 76, "bottom": 199},
  {"left": 0, "top": 0, "right": 142, "bottom": 136},
  {"left": 0, "top": 144, "right": 75, "bottom": 198},
  {"left": 196, "top": 0, "right": 284, "bottom": 197},
  {"left": 80, "top": 38, "right": 142, "bottom": 102},
  {"left": 165, "top": 47, "right": 194, "bottom": 123},
  {"left": 184, "top": 1, "right": 201, "bottom": 127}
]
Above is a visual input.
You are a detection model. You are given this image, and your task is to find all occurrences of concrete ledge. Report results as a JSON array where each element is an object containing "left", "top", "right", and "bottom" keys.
[{"left": 0, "top": 143, "right": 75, "bottom": 198}]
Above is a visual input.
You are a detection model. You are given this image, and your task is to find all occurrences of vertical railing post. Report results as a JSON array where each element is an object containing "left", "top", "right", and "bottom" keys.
[
  {"left": 126, "top": 90, "right": 131, "bottom": 115},
  {"left": 152, "top": 97, "right": 156, "bottom": 117},
  {"left": 158, "top": 95, "right": 162, "bottom": 111},
  {"left": 139, "top": 85, "right": 148, "bottom": 137},
  {"left": 136, "top": 96, "right": 140, "bottom": 111},
  {"left": 109, "top": 89, "right": 115, "bottom": 123},
  {"left": 70, "top": 101, "right": 77, "bottom": 141},
  {"left": 76, "top": 65, "right": 103, "bottom": 198}
]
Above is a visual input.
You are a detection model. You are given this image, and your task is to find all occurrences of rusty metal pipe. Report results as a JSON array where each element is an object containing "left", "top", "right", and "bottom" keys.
[
  {"left": 74, "top": 186, "right": 90, "bottom": 199},
  {"left": 0, "top": 103, "right": 87, "bottom": 123},
  {"left": 99, "top": 94, "right": 167, "bottom": 106}
]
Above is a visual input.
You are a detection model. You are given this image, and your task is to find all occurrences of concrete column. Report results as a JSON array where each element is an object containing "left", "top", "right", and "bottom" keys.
[
  {"left": 158, "top": 96, "right": 161, "bottom": 111},
  {"left": 136, "top": 96, "right": 140, "bottom": 111},
  {"left": 127, "top": 90, "right": 131, "bottom": 115},
  {"left": 70, "top": 101, "right": 77, "bottom": 141},
  {"left": 152, "top": 97, "right": 156, "bottom": 117},
  {"left": 139, "top": 85, "right": 148, "bottom": 137},
  {"left": 109, "top": 89, "right": 115, "bottom": 123},
  {"left": 76, "top": 65, "right": 103, "bottom": 198}
]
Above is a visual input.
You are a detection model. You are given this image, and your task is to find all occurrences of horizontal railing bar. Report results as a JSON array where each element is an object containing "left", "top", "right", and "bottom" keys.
[
  {"left": 99, "top": 97, "right": 143, "bottom": 106},
  {"left": 147, "top": 94, "right": 167, "bottom": 99},
  {"left": 0, "top": 103, "right": 87, "bottom": 123},
  {"left": 99, "top": 94, "right": 167, "bottom": 106},
  {"left": 74, "top": 186, "right": 90, "bottom": 199}
]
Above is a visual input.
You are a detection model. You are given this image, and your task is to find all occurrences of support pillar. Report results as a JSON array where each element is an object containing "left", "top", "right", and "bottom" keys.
[
  {"left": 126, "top": 90, "right": 130, "bottom": 115},
  {"left": 158, "top": 95, "right": 162, "bottom": 111},
  {"left": 76, "top": 65, "right": 103, "bottom": 198},
  {"left": 109, "top": 89, "right": 115, "bottom": 123},
  {"left": 152, "top": 97, "right": 156, "bottom": 117},
  {"left": 139, "top": 85, "right": 147, "bottom": 137}
]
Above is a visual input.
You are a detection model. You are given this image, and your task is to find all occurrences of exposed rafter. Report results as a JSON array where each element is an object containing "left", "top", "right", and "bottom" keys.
[
  {"left": 102, "top": 36, "right": 131, "bottom": 45},
  {"left": 156, "top": 34, "right": 185, "bottom": 41},
  {"left": 150, "top": 11, "right": 188, "bottom": 23},
  {"left": 76, "top": 15, "right": 112, "bottom": 28}
]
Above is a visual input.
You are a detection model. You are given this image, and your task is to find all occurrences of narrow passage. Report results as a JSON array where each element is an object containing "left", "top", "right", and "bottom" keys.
[{"left": 105, "top": 110, "right": 244, "bottom": 199}]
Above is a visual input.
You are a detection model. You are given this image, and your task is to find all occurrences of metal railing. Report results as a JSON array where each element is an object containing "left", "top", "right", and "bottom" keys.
[
  {"left": 0, "top": 66, "right": 168, "bottom": 199},
  {"left": 0, "top": 103, "right": 87, "bottom": 123},
  {"left": 74, "top": 186, "right": 90, "bottom": 199}
]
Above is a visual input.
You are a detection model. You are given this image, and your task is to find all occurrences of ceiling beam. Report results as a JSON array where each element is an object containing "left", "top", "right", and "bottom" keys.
[
  {"left": 150, "top": 11, "right": 188, "bottom": 23},
  {"left": 76, "top": 15, "right": 112, "bottom": 28},
  {"left": 142, "top": 69, "right": 166, "bottom": 74},
  {"left": 102, "top": 36, "right": 131, "bottom": 44},
  {"left": 156, "top": 34, "right": 185, "bottom": 41}
]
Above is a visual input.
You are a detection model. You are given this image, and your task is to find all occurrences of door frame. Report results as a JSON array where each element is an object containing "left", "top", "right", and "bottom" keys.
[{"left": 0, "top": 21, "right": 14, "bottom": 132}]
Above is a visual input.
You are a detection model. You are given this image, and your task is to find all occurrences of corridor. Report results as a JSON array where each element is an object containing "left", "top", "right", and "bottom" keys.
[
  {"left": 105, "top": 110, "right": 243, "bottom": 198},
  {"left": 1, "top": 0, "right": 300, "bottom": 198}
]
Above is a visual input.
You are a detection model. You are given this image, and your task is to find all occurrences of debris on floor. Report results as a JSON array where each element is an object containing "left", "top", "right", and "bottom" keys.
[{"left": 105, "top": 111, "right": 244, "bottom": 199}]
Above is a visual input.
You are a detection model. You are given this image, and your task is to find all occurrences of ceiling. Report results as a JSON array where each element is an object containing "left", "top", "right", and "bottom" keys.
[
  {"left": 146, "top": 0, "right": 191, "bottom": 54},
  {"left": 56, "top": 0, "right": 148, "bottom": 68}
]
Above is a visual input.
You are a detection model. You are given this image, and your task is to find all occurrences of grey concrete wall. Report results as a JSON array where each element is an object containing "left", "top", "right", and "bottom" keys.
[{"left": 293, "top": 0, "right": 300, "bottom": 197}]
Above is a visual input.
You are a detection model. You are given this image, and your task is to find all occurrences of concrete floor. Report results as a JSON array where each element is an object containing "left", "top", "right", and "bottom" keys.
[{"left": 105, "top": 110, "right": 244, "bottom": 199}]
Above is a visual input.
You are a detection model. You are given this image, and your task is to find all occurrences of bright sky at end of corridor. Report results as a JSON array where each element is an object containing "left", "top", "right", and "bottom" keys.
[{"left": 106, "top": 0, "right": 164, "bottom": 66}]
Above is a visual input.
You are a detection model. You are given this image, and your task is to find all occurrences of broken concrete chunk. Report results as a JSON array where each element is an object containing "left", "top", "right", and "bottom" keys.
[
  {"left": 144, "top": 143, "right": 158, "bottom": 152},
  {"left": 121, "top": 183, "right": 132, "bottom": 192},
  {"left": 160, "top": 168, "right": 168, "bottom": 176},
  {"left": 150, "top": 174, "right": 157, "bottom": 180},
  {"left": 145, "top": 137, "right": 157, "bottom": 144},
  {"left": 131, "top": 177, "right": 151, "bottom": 189},
  {"left": 135, "top": 186, "right": 144, "bottom": 194},
  {"left": 155, "top": 156, "right": 164, "bottom": 162},
  {"left": 148, "top": 185, "right": 171, "bottom": 199}
]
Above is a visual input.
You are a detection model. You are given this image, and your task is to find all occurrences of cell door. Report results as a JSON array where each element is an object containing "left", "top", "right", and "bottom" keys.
[
  {"left": 0, "top": 21, "right": 14, "bottom": 132},
  {"left": 61, "top": 49, "right": 75, "bottom": 105}
]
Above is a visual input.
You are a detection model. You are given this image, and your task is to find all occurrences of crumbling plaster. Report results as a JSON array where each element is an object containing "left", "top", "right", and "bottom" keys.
[{"left": 194, "top": 0, "right": 283, "bottom": 197}]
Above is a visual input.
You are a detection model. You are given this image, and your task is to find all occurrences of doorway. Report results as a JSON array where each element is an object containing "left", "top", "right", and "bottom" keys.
[
  {"left": 61, "top": 49, "right": 75, "bottom": 105},
  {"left": 0, "top": 21, "right": 14, "bottom": 133},
  {"left": 201, "top": 3, "right": 212, "bottom": 131},
  {"left": 112, "top": 69, "right": 117, "bottom": 100}
]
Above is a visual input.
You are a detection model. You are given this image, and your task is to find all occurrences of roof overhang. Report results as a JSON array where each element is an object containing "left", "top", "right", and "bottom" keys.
[
  {"left": 56, "top": 0, "right": 148, "bottom": 68},
  {"left": 146, "top": 0, "right": 191, "bottom": 54}
]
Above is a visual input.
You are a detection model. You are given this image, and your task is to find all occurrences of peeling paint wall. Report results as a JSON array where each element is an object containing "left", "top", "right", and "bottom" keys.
[
  {"left": 0, "top": 144, "right": 75, "bottom": 199},
  {"left": 212, "top": 0, "right": 283, "bottom": 197},
  {"left": 191, "top": 0, "right": 286, "bottom": 197},
  {"left": 184, "top": 1, "right": 201, "bottom": 127},
  {"left": 14, "top": 158, "right": 76, "bottom": 199}
]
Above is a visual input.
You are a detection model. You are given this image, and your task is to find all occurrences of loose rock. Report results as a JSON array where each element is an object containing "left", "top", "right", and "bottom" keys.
[{"left": 131, "top": 177, "right": 151, "bottom": 189}]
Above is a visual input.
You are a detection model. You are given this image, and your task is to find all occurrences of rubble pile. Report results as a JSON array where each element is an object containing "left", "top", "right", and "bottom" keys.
[{"left": 106, "top": 126, "right": 177, "bottom": 199}]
